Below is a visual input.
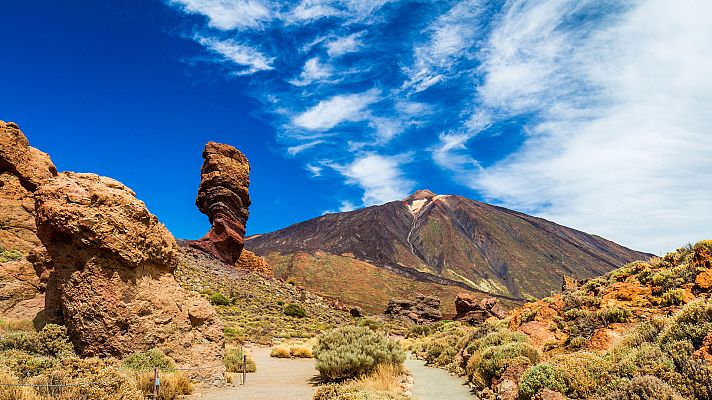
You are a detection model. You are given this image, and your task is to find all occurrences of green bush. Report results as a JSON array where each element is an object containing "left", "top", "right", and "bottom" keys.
[
  {"left": 283, "top": 303, "right": 307, "bottom": 318},
  {"left": 471, "top": 342, "right": 539, "bottom": 386},
  {"left": 601, "top": 375, "right": 683, "bottom": 400},
  {"left": 519, "top": 363, "right": 567, "bottom": 400},
  {"left": 0, "top": 248, "right": 23, "bottom": 263},
  {"left": 658, "top": 299, "right": 712, "bottom": 348},
  {"left": 661, "top": 289, "right": 685, "bottom": 307},
  {"left": 0, "top": 324, "right": 74, "bottom": 357},
  {"left": 209, "top": 292, "right": 231, "bottom": 306},
  {"left": 224, "top": 348, "right": 256, "bottom": 373},
  {"left": 313, "top": 326, "right": 405, "bottom": 382},
  {"left": 603, "top": 307, "right": 632, "bottom": 324},
  {"left": 405, "top": 325, "right": 432, "bottom": 338},
  {"left": 551, "top": 352, "right": 610, "bottom": 398},
  {"left": 122, "top": 348, "right": 175, "bottom": 371},
  {"left": 357, "top": 318, "right": 384, "bottom": 331}
]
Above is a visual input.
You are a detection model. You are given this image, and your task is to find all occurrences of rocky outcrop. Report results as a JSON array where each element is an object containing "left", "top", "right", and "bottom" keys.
[
  {"left": 191, "top": 142, "right": 251, "bottom": 265},
  {"left": 236, "top": 249, "right": 273, "bottom": 277},
  {"left": 0, "top": 121, "right": 57, "bottom": 319},
  {"left": 454, "top": 294, "right": 508, "bottom": 325},
  {"left": 35, "top": 172, "right": 224, "bottom": 369},
  {"left": 384, "top": 295, "right": 442, "bottom": 324}
]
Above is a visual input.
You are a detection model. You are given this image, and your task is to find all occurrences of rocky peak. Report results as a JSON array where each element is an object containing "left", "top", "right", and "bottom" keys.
[
  {"left": 0, "top": 120, "right": 57, "bottom": 191},
  {"left": 191, "top": 142, "right": 251, "bottom": 265},
  {"left": 403, "top": 189, "right": 437, "bottom": 202}
]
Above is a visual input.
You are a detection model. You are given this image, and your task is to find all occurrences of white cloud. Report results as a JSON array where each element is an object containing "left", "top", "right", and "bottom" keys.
[
  {"left": 325, "top": 32, "right": 363, "bottom": 57},
  {"left": 289, "top": 57, "right": 332, "bottom": 86},
  {"left": 305, "top": 163, "right": 324, "bottom": 176},
  {"left": 287, "top": 139, "right": 325, "bottom": 155},
  {"left": 403, "top": 0, "right": 483, "bottom": 92},
  {"left": 292, "top": 89, "right": 380, "bottom": 130},
  {"left": 466, "top": 0, "right": 712, "bottom": 252},
  {"left": 170, "top": 0, "right": 271, "bottom": 30},
  {"left": 337, "top": 153, "right": 414, "bottom": 206},
  {"left": 197, "top": 36, "right": 273, "bottom": 74}
]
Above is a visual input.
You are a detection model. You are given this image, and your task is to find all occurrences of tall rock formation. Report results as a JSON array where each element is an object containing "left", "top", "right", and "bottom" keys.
[
  {"left": 191, "top": 142, "right": 251, "bottom": 265},
  {"left": 34, "top": 172, "right": 224, "bottom": 368},
  {"left": 0, "top": 121, "right": 57, "bottom": 319}
]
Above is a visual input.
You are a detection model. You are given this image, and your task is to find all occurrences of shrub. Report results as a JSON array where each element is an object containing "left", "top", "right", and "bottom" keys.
[
  {"left": 0, "top": 324, "right": 74, "bottom": 358},
  {"left": 122, "top": 348, "right": 175, "bottom": 371},
  {"left": 551, "top": 352, "right": 610, "bottom": 398},
  {"left": 0, "top": 248, "right": 23, "bottom": 263},
  {"left": 313, "top": 326, "right": 405, "bottom": 382},
  {"left": 519, "top": 363, "right": 567, "bottom": 400},
  {"left": 406, "top": 325, "right": 432, "bottom": 338},
  {"left": 0, "top": 319, "right": 33, "bottom": 332},
  {"left": 270, "top": 345, "right": 292, "bottom": 358},
  {"left": 283, "top": 303, "right": 307, "bottom": 318},
  {"left": 135, "top": 370, "right": 193, "bottom": 400},
  {"left": 661, "top": 289, "right": 685, "bottom": 307},
  {"left": 601, "top": 375, "right": 683, "bottom": 400},
  {"left": 603, "top": 307, "right": 632, "bottom": 324},
  {"left": 357, "top": 318, "right": 384, "bottom": 331},
  {"left": 209, "top": 292, "right": 231, "bottom": 306},
  {"left": 610, "top": 342, "right": 676, "bottom": 380},
  {"left": 224, "top": 347, "right": 256, "bottom": 372},
  {"left": 290, "top": 344, "right": 314, "bottom": 358},
  {"left": 658, "top": 299, "right": 712, "bottom": 348},
  {"left": 469, "top": 342, "right": 539, "bottom": 387}
]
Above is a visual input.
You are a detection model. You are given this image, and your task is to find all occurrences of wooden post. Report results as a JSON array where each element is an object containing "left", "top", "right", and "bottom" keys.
[
  {"left": 153, "top": 368, "right": 159, "bottom": 398},
  {"left": 242, "top": 354, "right": 247, "bottom": 386}
]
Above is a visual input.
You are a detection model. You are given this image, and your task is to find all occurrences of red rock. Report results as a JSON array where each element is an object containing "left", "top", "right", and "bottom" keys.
[
  {"left": 35, "top": 172, "right": 224, "bottom": 371},
  {"left": 191, "top": 142, "right": 251, "bottom": 265}
]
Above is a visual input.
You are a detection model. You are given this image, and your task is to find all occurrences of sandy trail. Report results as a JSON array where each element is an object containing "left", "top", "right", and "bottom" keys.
[
  {"left": 406, "top": 357, "right": 476, "bottom": 399},
  {"left": 198, "top": 346, "right": 318, "bottom": 400}
]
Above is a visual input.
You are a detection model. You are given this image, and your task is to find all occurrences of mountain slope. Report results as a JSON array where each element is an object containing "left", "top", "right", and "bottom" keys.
[{"left": 246, "top": 190, "right": 651, "bottom": 308}]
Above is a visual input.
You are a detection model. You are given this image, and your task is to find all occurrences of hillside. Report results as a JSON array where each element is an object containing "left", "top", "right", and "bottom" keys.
[
  {"left": 247, "top": 190, "right": 651, "bottom": 310},
  {"left": 406, "top": 240, "right": 712, "bottom": 400}
]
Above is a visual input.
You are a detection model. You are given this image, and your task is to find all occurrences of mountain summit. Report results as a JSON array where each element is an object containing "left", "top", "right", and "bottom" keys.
[{"left": 246, "top": 192, "right": 651, "bottom": 312}]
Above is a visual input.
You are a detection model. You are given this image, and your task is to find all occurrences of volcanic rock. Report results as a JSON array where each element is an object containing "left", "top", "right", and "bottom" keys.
[
  {"left": 454, "top": 293, "right": 507, "bottom": 325},
  {"left": 191, "top": 142, "right": 251, "bottom": 265},
  {"left": 0, "top": 121, "right": 57, "bottom": 319},
  {"left": 34, "top": 172, "right": 224, "bottom": 369},
  {"left": 236, "top": 249, "right": 273, "bottom": 277},
  {"left": 384, "top": 295, "right": 442, "bottom": 324}
]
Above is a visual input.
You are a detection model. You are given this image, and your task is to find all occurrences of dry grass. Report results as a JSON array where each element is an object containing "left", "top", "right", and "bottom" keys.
[
  {"left": 312, "top": 364, "right": 411, "bottom": 400},
  {"left": 270, "top": 341, "right": 315, "bottom": 359},
  {"left": 270, "top": 345, "right": 292, "bottom": 358},
  {"left": 290, "top": 344, "right": 314, "bottom": 358},
  {"left": 0, "top": 319, "right": 34, "bottom": 332},
  {"left": 353, "top": 364, "right": 405, "bottom": 393},
  {"left": 134, "top": 371, "right": 193, "bottom": 400}
]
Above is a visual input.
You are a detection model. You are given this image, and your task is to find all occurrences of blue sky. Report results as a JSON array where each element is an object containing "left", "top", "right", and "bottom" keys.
[{"left": 1, "top": 1, "right": 711, "bottom": 253}]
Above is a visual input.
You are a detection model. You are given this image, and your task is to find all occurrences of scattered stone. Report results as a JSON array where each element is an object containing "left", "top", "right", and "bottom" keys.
[
  {"left": 349, "top": 306, "right": 363, "bottom": 318},
  {"left": 35, "top": 172, "right": 224, "bottom": 370},
  {"left": 454, "top": 293, "right": 507, "bottom": 325},
  {"left": 191, "top": 142, "right": 251, "bottom": 265},
  {"left": 384, "top": 295, "right": 442, "bottom": 324}
]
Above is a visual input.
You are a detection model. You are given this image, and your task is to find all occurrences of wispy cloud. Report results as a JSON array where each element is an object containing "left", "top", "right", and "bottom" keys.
[
  {"left": 289, "top": 57, "right": 332, "bottom": 86},
  {"left": 325, "top": 32, "right": 363, "bottom": 57},
  {"left": 170, "top": 0, "right": 271, "bottom": 30},
  {"left": 292, "top": 89, "right": 380, "bottom": 130},
  {"left": 196, "top": 36, "right": 273, "bottom": 74}
]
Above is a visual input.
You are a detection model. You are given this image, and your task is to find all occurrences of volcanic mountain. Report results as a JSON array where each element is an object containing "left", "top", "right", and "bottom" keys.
[{"left": 246, "top": 190, "right": 652, "bottom": 313}]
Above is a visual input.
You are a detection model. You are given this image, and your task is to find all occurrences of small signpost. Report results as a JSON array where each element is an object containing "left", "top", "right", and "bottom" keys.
[
  {"left": 242, "top": 354, "right": 247, "bottom": 385},
  {"left": 153, "top": 368, "right": 160, "bottom": 398}
]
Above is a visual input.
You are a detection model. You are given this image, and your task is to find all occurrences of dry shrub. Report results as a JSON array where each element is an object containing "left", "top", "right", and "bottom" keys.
[
  {"left": 601, "top": 375, "right": 684, "bottom": 400},
  {"left": 0, "top": 320, "right": 34, "bottom": 332},
  {"left": 270, "top": 345, "right": 292, "bottom": 358},
  {"left": 550, "top": 352, "right": 610, "bottom": 398},
  {"left": 312, "top": 364, "right": 409, "bottom": 400},
  {"left": 290, "top": 344, "right": 314, "bottom": 358},
  {"left": 134, "top": 370, "right": 192, "bottom": 400}
]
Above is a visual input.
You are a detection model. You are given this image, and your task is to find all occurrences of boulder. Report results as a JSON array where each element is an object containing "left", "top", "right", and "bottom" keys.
[
  {"left": 0, "top": 121, "right": 57, "bottom": 319},
  {"left": 191, "top": 142, "right": 251, "bottom": 265},
  {"left": 454, "top": 293, "right": 507, "bottom": 325},
  {"left": 384, "top": 295, "right": 441, "bottom": 324},
  {"left": 236, "top": 249, "right": 273, "bottom": 277},
  {"left": 34, "top": 172, "right": 224, "bottom": 370}
]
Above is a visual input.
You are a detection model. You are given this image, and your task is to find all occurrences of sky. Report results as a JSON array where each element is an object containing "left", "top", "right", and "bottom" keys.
[{"left": 1, "top": 0, "right": 710, "bottom": 254}]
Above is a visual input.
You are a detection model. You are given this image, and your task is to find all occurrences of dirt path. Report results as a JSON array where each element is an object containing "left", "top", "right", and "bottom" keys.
[
  {"left": 197, "top": 346, "right": 318, "bottom": 400},
  {"left": 405, "top": 357, "right": 476, "bottom": 399}
]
